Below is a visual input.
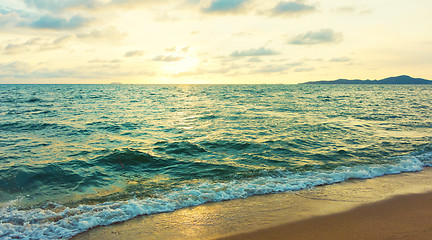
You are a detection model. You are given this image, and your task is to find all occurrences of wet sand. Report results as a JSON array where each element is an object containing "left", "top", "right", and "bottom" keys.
[
  {"left": 72, "top": 168, "right": 432, "bottom": 240},
  {"left": 220, "top": 192, "right": 432, "bottom": 240}
]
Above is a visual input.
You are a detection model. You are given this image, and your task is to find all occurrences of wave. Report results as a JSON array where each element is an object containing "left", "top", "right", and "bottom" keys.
[
  {"left": 0, "top": 161, "right": 106, "bottom": 200},
  {"left": 85, "top": 121, "right": 141, "bottom": 133},
  {"left": 0, "top": 121, "right": 91, "bottom": 136},
  {"left": 154, "top": 141, "right": 207, "bottom": 155},
  {"left": 1, "top": 150, "right": 431, "bottom": 239},
  {"left": 0, "top": 122, "right": 61, "bottom": 132},
  {"left": 201, "top": 140, "right": 257, "bottom": 151},
  {"left": 0, "top": 148, "right": 246, "bottom": 204},
  {"left": 91, "top": 148, "right": 245, "bottom": 182},
  {"left": 0, "top": 95, "right": 50, "bottom": 104},
  {"left": 26, "top": 97, "right": 43, "bottom": 103},
  {"left": 6, "top": 108, "right": 53, "bottom": 115}
]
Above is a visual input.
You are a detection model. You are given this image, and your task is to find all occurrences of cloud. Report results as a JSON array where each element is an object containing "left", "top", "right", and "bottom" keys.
[
  {"left": 0, "top": 10, "right": 20, "bottom": 28},
  {"left": 255, "top": 64, "right": 287, "bottom": 73},
  {"left": 181, "top": 46, "right": 190, "bottom": 52},
  {"left": 294, "top": 67, "right": 314, "bottom": 72},
  {"left": 0, "top": 61, "right": 32, "bottom": 79},
  {"left": 336, "top": 6, "right": 355, "bottom": 13},
  {"left": 289, "top": 29, "right": 343, "bottom": 45},
  {"left": 2, "top": 35, "right": 73, "bottom": 54},
  {"left": 89, "top": 59, "right": 122, "bottom": 63},
  {"left": 0, "top": 60, "right": 155, "bottom": 83},
  {"left": 153, "top": 55, "right": 183, "bottom": 62},
  {"left": 232, "top": 31, "right": 252, "bottom": 37},
  {"left": 0, "top": 8, "right": 40, "bottom": 30},
  {"left": 1, "top": 8, "right": 90, "bottom": 31},
  {"left": 24, "top": 0, "right": 97, "bottom": 11},
  {"left": 165, "top": 45, "right": 190, "bottom": 53},
  {"left": 230, "top": 47, "right": 279, "bottom": 57},
  {"left": 249, "top": 59, "right": 305, "bottom": 74},
  {"left": 271, "top": 1, "right": 316, "bottom": 16},
  {"left": 335, "top": 6, "right": 372, "bottom": 15},
  {"left": 202, "top": 0, "right": 250, "bottom": 13},
  {"left": 248, "top": 57, "right": 262, "bottom": 62},
  {"left": 108, "top": 0, "right": 172, "bottom": 8},
  {"left": 329, "top": 57, "right": 351, "bottom": 62},
  {"left": 3, "top": 40, "right": 34, "bottom": 55},
  {"left": 23, "top": 0, "right": 172, "bottom": 12},
  {"left": 124, "top": 50, "right": 144, "bottom": 57},
  {"left": 76, "top": 27, "right": 126, "bottom": 41},
  {"left": 29, "top": 15, "right": 91, "bottom": 30},
  {"left": 286, "top": 61, "right": 303, "bottom": 66}
]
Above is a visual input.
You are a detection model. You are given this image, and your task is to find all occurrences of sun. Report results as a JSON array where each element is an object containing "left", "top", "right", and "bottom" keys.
[{"left": 162, "top": 55, "right": 200, "bottom": 75}]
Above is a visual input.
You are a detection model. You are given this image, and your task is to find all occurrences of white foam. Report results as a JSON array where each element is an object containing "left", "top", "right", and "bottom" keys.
[{"left": 0, "top": 153, "right": 430, "bottom": 239}]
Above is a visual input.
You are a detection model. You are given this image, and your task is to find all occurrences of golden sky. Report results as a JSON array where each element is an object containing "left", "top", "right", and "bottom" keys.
[{"left": 0, "top": 0, "right": 431, "bottom": 84}]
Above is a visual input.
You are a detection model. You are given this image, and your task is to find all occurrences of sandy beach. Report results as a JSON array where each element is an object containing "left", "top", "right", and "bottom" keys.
[
  {"left": 73, "top": 168, "right": 432, "bottom": 240},
  {"left": 220, "top": 192, "right": 432, "bottom": 240}
]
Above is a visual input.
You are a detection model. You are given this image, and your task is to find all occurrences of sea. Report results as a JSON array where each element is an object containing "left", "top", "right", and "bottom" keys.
[{"left": 1, "top": 84, "right": 431, "bottom": 239}]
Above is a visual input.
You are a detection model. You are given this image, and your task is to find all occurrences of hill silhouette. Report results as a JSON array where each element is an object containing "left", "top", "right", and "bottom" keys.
[{"left": 303, "top": 75, "right": 432, "bottom": 84}]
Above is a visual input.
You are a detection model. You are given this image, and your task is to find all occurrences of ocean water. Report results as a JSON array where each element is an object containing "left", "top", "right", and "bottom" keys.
[{"left": 1, "top": 84, "right": 432, "bottom": 239}]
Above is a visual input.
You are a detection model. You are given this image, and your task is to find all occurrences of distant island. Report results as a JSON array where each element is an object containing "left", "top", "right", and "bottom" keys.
[
  {"left": 302, "top": 75, "right": 432, "bottom": 85},
  {"left": 110, "top": 82, "right": 123, "bottom": 84}
]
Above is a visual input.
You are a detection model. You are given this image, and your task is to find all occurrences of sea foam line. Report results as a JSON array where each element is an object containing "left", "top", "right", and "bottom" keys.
[{"left": 0, "top": 153, "right": 430, "bottom": 240}]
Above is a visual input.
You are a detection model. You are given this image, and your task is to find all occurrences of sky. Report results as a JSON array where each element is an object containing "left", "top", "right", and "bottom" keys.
[{"left": 0, "top": 0, "right": 431, "bottom": 84}]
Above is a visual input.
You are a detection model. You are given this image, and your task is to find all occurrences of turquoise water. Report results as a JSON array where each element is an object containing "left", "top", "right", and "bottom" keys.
[{"left": 1, "top": 84, "right": 432, "bottom": 239}]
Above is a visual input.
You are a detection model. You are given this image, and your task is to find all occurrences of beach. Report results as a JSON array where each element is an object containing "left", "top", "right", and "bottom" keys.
[
  {"left": 72, "top": 168, "right": 432, "bottom": 240},
  {"left": 221, "top": 192, "right": 432, "bottom": 240},
  {"left": 2, "top": 84, "right": 432, "bottom": 239}
]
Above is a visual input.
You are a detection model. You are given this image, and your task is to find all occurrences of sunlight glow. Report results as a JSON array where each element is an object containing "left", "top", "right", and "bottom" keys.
[{"left": 162, "top": 55, "right": 200, "bottom": 75}]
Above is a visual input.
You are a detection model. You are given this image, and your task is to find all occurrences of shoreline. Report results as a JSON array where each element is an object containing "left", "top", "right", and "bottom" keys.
[{"left": 72, "top": 168, "right": 432, "bottom": 240}]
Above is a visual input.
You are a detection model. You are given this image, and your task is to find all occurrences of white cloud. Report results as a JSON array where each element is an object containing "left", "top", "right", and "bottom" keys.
[
  {"left": 230, "top": 47, "right": 279, "bottom": 57},
  {"left": 289, "top": 29, "right": 343, "bottom": 45},
  {"left": 165, "top": 45, "right": 190, "bottom": 53},
  {"left": 0, "top": 9, "right": 23, "bottom": 28},
  {"left": 1, "top": 7, "right": 92, "bottom": 31},
  {"left": 0, "top": 60, "right": 155, "bottom": 83},
  {"left": 124, "top": 50, "right": 144, "bottom": 57},
  {"left": 28, "top": 15, "right": 91, "bottom": 29},
  {"left": 294, "top": 67, "right": 314, "bottom": 72},
  {"left": 153, "top": 55, "right": 183, "bottom": 62},
  {"left": 329, "top": 57, "right": 351, "bottom": 62},
  {"left": 0, "top": 61, "right": 32, "bottom": 79},
  {"left": 89, "top": 59, "right": 122, "bottom": 63},
  {"left": 248, "top": 57, "right": 262, "bottom": 62},
  {"left": 201, "top": 0, "right": 250, "bottom": 13},
  {"left": 2, "top": 35, "right": 73, "bottom": 55},
  {"left": 24, "top": 0, "right": 97, "bottom": 11},
  {"left": 255, "top": 64, "right": 287, "bottom": 73},
  {"left": 335, "top": 5, "right": 372, "bottom": 15},
  {"left": 271, "top": 1, "right": 316, "bottom": 17},
  {"left": 76, "top": 27, "right": 126, "bottom": 41},
  {"left": 23, "top": 0, "right": 174, "bottom": 12}
]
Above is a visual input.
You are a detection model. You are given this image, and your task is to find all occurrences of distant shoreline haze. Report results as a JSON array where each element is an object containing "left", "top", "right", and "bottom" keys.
[
  {"left": 302, "top": 75, "right": 432, "bottom": 84},
  {"left": 0, "top": 75, "right": 431, "bottom": 85}
]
